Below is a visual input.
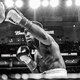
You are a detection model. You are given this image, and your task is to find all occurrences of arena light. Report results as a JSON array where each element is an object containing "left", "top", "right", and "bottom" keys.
[
  {"left": 66, "top": 0, "right": 72, "bottom": 7},
  {"left": 15, "top": 0, "right": 23, "bottom": 8},
  {"left": 15, "top": 73, "right": 21, "bottom": 79},
  {"left": 75, "top": 0, "right": 80, "bottom": 6},
  {"left": 50, "top": 0, "right": 59, "bottom": 7},
  {"left": 29, "top": 0, "right": 41, "bottom": 9},
  {"left": 42, "top": 0, "right": 49, "bottom": 7},
  {"left": 1, "top": 74, "right": 8, "bottom": 80},
  {"left": 22, "top": 74, "right": 29, "bottom": 80},
  {"left": 4, "top": 0, "right": 14, "bottom": 8}
]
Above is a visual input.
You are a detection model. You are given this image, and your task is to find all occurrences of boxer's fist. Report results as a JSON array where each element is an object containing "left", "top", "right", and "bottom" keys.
[
  {"left": 17, "top": 46, "right": 31, "bottom": 64},
  {"left": 17, "top": 46, "right": 37, "bottom": 72},
  {"left": 5, "top": 9, "right": 28, "bottom": 27},
  {"left": 17, "top": 46, "right": 30, "bottom": 58},
  {"left": 0, "top": 2, "right": 5, "bottom": 23},
  {"left": 5, "top": 9, "right": 22, "bottom": 24}
]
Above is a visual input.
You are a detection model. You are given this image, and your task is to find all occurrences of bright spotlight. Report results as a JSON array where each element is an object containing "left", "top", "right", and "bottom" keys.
[
  {"left": 15, "top": 0, "right": 23, "bottom": 8},
  {"left": 15, "top": 73, "right": 21, "bottom": 79},
  {"left": 50, "top": 0, "right": 59, "bottom": 7},
  {"left": 29, "top": 0, "right": 41, "bottom": 9},
  {"left": 22, "top": 74, "right": 29, "bottom": 80},
  {"left": 75, "top": 0, "right": 80, "bottom": 6},
  {"left": 42, "top": 0, "right": 49, "bottom": 7},
  {"left": 4, "top": 0, "right": 14, "bottom": 8},
  {"left": 1, "top": 74, "right": 8, "bottom": 80},
  {"left": 66, "top": 0, "right": 72, "bottom": 7}
]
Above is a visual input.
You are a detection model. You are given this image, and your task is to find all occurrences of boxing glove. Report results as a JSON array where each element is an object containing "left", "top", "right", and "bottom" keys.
[
  {"left": 0, "top": 2, "right": 5, "bottom": 23},
  {"left": 17, "top": 46, "right": 37, "bottom": 72},
  {"left": 17, "top": 46, "right": 30, "bottom": 63},
  {"left": 5, "top": 8, "right": 29, "bottom": 27}
]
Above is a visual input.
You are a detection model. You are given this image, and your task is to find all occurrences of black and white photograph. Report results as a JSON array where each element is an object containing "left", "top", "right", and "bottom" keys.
[{"left": 0, "top": 0, "right": 80, "bottom": 80}]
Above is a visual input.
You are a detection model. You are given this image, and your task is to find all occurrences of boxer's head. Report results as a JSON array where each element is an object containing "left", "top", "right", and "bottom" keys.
[{"left": 24, "top": 21, "right": 43, "bottom": 49}]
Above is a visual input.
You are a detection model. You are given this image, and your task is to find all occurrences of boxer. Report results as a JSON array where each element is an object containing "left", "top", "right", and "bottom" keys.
[{"left": 5, "top": 9, "right": 67, "bottom": 78}]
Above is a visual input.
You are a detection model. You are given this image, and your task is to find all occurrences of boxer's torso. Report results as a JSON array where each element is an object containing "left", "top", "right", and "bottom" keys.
[{"left": 35, "top": 42, "right": 66, "bottom": 73}]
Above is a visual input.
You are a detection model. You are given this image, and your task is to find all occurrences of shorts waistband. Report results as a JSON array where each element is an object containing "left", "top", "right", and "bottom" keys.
[{"left": 43, "top": 68, "right": 67, "bottom": 74}]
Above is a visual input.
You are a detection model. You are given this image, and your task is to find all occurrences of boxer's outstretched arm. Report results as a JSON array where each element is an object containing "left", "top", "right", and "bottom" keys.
[
  {"left": 5, "top": 9, "right": 58, "bottom": 46},
  {"left": 25, "top": 21, "right": 55, "bottom": 45}
]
